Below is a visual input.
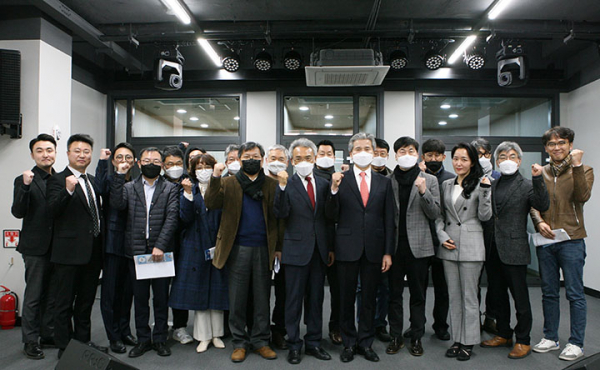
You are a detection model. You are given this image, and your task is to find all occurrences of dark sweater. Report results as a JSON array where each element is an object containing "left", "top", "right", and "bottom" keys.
[
  {"left": 235, "top": 193, "right": 267, "bottom": 247},
  {"left": 394, "top": 165, "right": 420, "bottom": 253},
  {"left": 494, "top": 171, "right": 519, "bottom": 208}
]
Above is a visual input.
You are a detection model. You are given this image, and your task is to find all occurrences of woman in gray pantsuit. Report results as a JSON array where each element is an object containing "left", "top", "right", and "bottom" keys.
[{"left": 436, "top": 143, "right": 492, "bottom": 361}]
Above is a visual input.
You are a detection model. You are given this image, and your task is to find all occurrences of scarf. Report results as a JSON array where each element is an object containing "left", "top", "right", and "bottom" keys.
[
  {"left": 551, "top": 154, "right": 572, "bottom": 176},
  {"left": 393, "top": 164, "right": 421, "bottom": 186},
  {"left": 235, "top": 170, "right": 266, "bottom": 200}
]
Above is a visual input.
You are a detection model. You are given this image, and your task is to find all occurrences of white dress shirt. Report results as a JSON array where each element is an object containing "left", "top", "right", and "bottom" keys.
[
  {"left": 67, "top": 166, "right": 100, "bottom": 226},
  {"left": 353, "top": 165, "right": 372, "bottom": 192},
  {"left": 143, "top": 177, "right": 157, "bottom": 239}
]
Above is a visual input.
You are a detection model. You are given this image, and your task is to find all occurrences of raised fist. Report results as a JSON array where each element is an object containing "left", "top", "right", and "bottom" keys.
[
  {"left": 415, "top": 176, "right": 426, "bottom": 194},
  {"left": 213, "top": 163, "right": 226, "bottom": 177},
  {"left": 481, "top": 176, "right": 491, "bottom": 186},
  {"left": 117, "top": 162, "right": 131, "bottom": 174},
  {"left": 571, "top": 149, "right": 584, "bottom": 166},
  {"left": 66, "top": 175, "right": 78, "bottom": 192},
  {"left": 418, "top": 160, "right": 427, "bottom": 172},
  {"left": 531, "top": 163, "right": 543, "bottom": 177},
  {"left": 331, "top": 172, "right": 344, "bottom": 192},
  {"left": 181, "top": 178, "right": 193, "bottom": 194},
  {"left": 277, "top": 170, "right": 288, "bottom": 186},
  {"left": 100, "top": 148, "right": 111, "bottom": 160},
  {"left": 22, "top": 170, "right": 34, "bottom": 185}
]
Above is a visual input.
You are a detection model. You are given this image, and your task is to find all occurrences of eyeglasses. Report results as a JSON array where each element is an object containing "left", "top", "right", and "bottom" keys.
[
  {"left": 478, "top": 151, "right": 491, "bottom": 159},
  {"left": 115, "top": 154, "right": 134, "bottom": 161},
  {"left": 141, "top": 159, "right": 162, "bottom": 165},
  {"left": 498, "top": 154, "right": 519, "bottom": 161},
  {"left": 546, "top": 140, "right": 568, "bottom": 149}
]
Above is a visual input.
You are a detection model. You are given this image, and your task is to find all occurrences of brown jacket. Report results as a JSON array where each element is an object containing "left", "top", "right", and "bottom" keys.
[
  {"left": 205, "top": 175, "right": 282, "bottom": 269},
  {"left": 531, "top": 164, "right": 594, "bottom": 240}
]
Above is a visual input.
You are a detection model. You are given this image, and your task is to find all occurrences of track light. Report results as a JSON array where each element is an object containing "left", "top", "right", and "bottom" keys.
[
  {"left": 424, "top": 50, "right": 445, "bottom": 70},
  {"left": 254, "top": 50, "right": 273, "bottom": 71},
  {"left": 389, "top": 50, "right": 409, "bottom": 70},
  {"left": 222, "top": 51, "right": 241, "bottom": 72},
  {"left": 283, "top": 50, "right": 302, "bottom": 71},
  {"left": 465, "top": 52, "right": 486, "bottom": 70},
  {"left": 160, "top": 0, "right": 191, "bottom": 25}
]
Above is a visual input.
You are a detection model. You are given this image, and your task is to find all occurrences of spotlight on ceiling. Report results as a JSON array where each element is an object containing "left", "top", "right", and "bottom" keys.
[
  {"left": 283, "top": 50, "right": 302, "bottom": 71},
  {"left": 424, "top": 50, "right": 445, "bottom": 70},
  {"left": 254, "top": 50, "right": 273, "bottom": 72},
  {"left": 465, "top": 50, "right": 486, "bottom": 70},
  {"left": 222, "top": 51, "right": 241, "bottom": 72},
  {"left": 389, "top": 50, "right": 409, "bottom": 70}
]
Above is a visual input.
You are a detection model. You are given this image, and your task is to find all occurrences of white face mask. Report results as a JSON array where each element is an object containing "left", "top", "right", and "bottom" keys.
[
  {"left": 316, "top": 156, "right": 335, "bottom": 169},
  {"left": 160, "top": 168, "right": 165, "bottom": 177},
  {"left": 352, "top": 151, "right": 373, "bottom": 168},
  {"left": 396, "top": 154, "right": 418, "bottom": 169},
  {"left": 267, "top": 160, "right": 287, "bottom": 175},
  {"left": 196, "top": 169, "right": 213, "bottom": 184},
  {"left": 498, "top": 160, "right": 519, "bottom": 175},
  {"left": 294, "top": 161, "right": 314, "bottom": 177},
  {"left": 227, "top": 161, "right": 241, "bottom": 175},
  {"left": 371, "top": 156, "right": 388, "bottom": 167},
  {"left": 165, "top": 166, "right": 184, "bottom": 179},
  {"left": 479, "top": 157, "right": 493, "bottom": 173}
]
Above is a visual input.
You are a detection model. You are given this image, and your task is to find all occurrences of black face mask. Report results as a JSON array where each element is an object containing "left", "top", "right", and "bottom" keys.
[
  {"left": 242, "top": 159, "right": 261, "bottom": 175},
  {"left": 425, "top": 161, "right": 443, "bottom": 173},
  {"left": 141, "top": 163, "right": 162, "bottom": 179}
]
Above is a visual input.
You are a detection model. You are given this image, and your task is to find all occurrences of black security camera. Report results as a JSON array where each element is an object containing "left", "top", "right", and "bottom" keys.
[
  {"left": 496, "top": 41, "right": 528, "bottom": 88},
  {"left": 155, "top": 48, "right": 185, "bottom": 91}
]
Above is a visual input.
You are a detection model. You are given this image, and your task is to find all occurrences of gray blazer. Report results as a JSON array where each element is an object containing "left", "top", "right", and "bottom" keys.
[
  {"left": 436, "top": 178, "right": 492, "bottom": 262},
  {"left": 389, "top": 171, "right": 441, "bottom": 258}
]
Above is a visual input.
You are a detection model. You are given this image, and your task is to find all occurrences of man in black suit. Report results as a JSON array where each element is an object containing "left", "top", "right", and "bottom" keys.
[
  {"left": 46, "top": 134, "right": 107, "bottom": 358},
  {"left": 326, "top": 132, "right": 395, "bottom": 363},
  {"left": 111, "top": 147, "right": 179, "bottom": 358},
  {"left": 95, "top": 143, "right": 138, "bottom": 354},
  {"left": 12, "top": 134, "right": 58, "bottom": 359},
  {"left": 273, "top": 138, "right": 334, "bottom": 364}
]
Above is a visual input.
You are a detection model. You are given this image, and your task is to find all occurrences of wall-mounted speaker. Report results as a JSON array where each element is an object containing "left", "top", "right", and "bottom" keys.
[{"left": 0, "top": 49, "right": 22, "bottom": 138}]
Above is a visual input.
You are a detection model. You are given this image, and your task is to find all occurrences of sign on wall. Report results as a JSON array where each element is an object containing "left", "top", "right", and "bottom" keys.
[{"left": 3, "top": 230, "right": 19, "bottom": 248}]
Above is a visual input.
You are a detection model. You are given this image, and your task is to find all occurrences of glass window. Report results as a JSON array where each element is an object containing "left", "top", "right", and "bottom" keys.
[
  {"left": 422, "top": 96, "right": 551, "bottom": 137},
  {"left": 131, "top": 97, "right": 240, "bottom": 137},
  {"left": 283, "top": 96, "right": 354, "bottom": 136},
  {"left": 114, "top": 100, "right": 128, "bottom": 145}
]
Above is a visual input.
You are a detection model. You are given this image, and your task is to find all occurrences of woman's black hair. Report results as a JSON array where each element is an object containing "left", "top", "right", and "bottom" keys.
[{"left": 451, "top": 142, "right": 483, "bottom": 199}]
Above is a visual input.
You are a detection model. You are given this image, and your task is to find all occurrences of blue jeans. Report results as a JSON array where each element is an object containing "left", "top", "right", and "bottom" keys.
[{"left": 537, "top": 239, "right": 587, "bottom": 347}]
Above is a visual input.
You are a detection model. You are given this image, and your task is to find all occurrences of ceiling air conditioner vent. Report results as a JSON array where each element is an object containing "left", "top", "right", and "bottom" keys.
[{"left": 305, "top": 49, "right": 390, "bottom": 87}]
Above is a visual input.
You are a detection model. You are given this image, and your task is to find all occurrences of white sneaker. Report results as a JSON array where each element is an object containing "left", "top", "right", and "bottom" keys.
[
  {"left": 559, "top": 343, "right": 584, "bottom": 361},
  {"left": 196, "top": 340, "right": 210, "bottom": 353},
  {"left": 173, "top": 328, "right": 194, "bottom": 344},
  {"left": 212, "top": 337, "right": 225, "bottom": 349},
  {"left": 533, "top": 338, "right": 560, "bottom": 353}
]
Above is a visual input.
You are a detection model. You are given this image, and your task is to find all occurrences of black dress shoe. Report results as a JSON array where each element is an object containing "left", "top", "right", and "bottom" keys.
[
  {"left": 122, "top": 334, "right": 138, "bottom": 346},
  {"left": 457, "top": 345, "right": 473, "bottom": 361},
  {"left": 305, "top": 347, "right": 331, "bottom": 360},
  {"left": 340, "top": 346, "right": 355, "bottom": 362},
  {"left": 271, "top": 331, "right": 288, "bottom": 350},
  {"left": 435, "top": 330, "right": 451, "bottom": 341},
  {"left": 409, "top": 339, "right": 424, "bottom": 356},
  {"left": 87, "top": 341, "right": 109, "bottom": 353},
  {"left": 329, "top": 330, "right": 342, "bottom": 345},
  {"left": 446, "top": 342, "right": 461, "bottom": 358},
  {"left": 24, "top": 342, "right": 44, "bottom": 360},
  {"left": 357, "top": 346, "right": 379, "bottom": 362},
  {"left": 386, "top": 337, "right": 405, "bottom": 354},
  {"left": 287, "top": 349, "right": 301, "bottom": 364},
  {"left": 153, "top": 342, "right": 171, "bottom": 357},
  {"left": 110, "top": 340, "right": 126, "bottom": 354},
  {"left": 375, "top": 326, "right": 392, "bottom": 342},
  {"left": 403, "top": 327, "right": 413, "bottom": 339},
  {"left": 129, "top": 342, "right": 153, "bottom": 358},
  {"left": 40, "top": 337, "right": 56, "bottom": 348},
  {"left": 481, "top": 316, "right": 498, "bottom": 335}
]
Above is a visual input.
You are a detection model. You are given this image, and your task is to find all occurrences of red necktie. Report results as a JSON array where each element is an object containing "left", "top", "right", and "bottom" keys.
[
  {"left": 306, "top": 175, "right": 315, "bottom": 209},
  {"left": 359, "top": 172, "right": 369, "bottom": 207}
]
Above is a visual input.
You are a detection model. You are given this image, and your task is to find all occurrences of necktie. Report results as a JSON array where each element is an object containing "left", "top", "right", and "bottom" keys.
[
  {"left": 80, "top": 174, "right": 100, "bottom": 237},
  {"left": 359, "top": 172, "right": 369, "bottom": 207},
  {"left": 306, "top": 175, "right": 315, "bottom": 209}
]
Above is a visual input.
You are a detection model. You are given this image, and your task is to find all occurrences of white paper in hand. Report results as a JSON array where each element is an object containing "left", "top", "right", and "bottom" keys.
[
  {"left": 134, "top": 252, "right": 175, "bottom": 280},
  {"left": 274, "top": 256, "right": 281, "bottom": 274},
  {"left": 530, "top": 228, "right": 571, "bottom": 247}
]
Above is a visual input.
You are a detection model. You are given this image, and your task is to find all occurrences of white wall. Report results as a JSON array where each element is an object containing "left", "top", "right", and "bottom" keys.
[
  {"left": 560, "top": 80, "right": 600, "bottom": 292},
  {"left": 246, "top": 91, "right": 277, "bottom": 149},
  {"left": 382, "top": 91, "right": 416, "bottom": 166}
]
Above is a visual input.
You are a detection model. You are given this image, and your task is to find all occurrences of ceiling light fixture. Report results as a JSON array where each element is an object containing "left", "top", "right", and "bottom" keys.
[
  {"left": 197, "top": 38, "right": 222, "bottom": 67},
  {"left": 324, "top": 123, "right": 333, "bottom": 128},
  {"left": 424, "top": 50, "right": 445, "bottom": 70},
  {"left": 234, "top": 116, "right": 240, "bottom": 120},
  {"left": 438, "top": 121, "right": 448, "bottom": 126},
  {"left": 160, "top": 0, "right": 191, "bottom": 25},
  {"left": 465, "top": 50, "right": 486, "bottom": 69},
  {"left": 449, "top": 114, "right": 458, "bottom": 118},
  {"left": 200, "top": 123, "right": 209, "bottom": 128},
  {"left": 254, "top": 50, "right": 273, "bottom": 72},
  {"left": 389, "top": 50, "right": 409, "bottom": 70},
  {"left": 324, "top": 115, "right": 334, "bottom": 119},
  {"left": 440, "top": 104, "right": 451, "bottom": 109},
  {"left": 448, "top": 35, "right": 477, "bottom": 64},
  {"left": 190, "top": 117, "right": 199, "bottom": 121},
  {"left": 176, "top": 109, "right": 187, "bottom": 114},
  {"left": 221, "top": 51, "right": 240, "bottom": 72},
  {"left": 283, "top": 50, "right": 302, "bottom": 71},
  {"left": 299, "top": 106, "right": 309, "bottom": 111},
  {"left": 488, "top": 0, "right": 513, "bottom": 20}
]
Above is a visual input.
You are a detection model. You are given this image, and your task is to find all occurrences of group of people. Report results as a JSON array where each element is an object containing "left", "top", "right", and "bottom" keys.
[{"left": 11, "top": 126, "right": 593, "bottom": 365}]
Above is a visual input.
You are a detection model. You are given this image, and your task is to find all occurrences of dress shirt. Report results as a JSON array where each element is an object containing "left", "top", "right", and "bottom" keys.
[
  {"left": 67, "top": 165, "right": 100, "bottom": 226},
  {"left": 143, "top": 177, "right": 157, "bottom": 239},
  {"left": 353, "top": 165, "right": 371, "bottom": 192}
]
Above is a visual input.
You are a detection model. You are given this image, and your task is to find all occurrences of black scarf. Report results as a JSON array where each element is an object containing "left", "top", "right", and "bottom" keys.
[
  {"left": 313, "top": 166, "right": 335, "bottom": 181},
  {"left": 393, "top": 164, "right": 420, "bottom": 186},
  {"left": 235, "top": 170, "right": 266, "bottom": 200}
]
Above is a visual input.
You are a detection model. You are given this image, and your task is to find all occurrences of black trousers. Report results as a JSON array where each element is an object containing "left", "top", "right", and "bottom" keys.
[
  {"left": 100, "top": 253, "right": 133, "bottom": 341},
  {"left": 487, "top": 242, "right": 532, "bottom": 345},
  {"left": 338, "top": 253, "right": 380, "bottom": 349},
  {"left": 326, "top": 262, "right": 341, "bottom": 332},
  {"left": 53, "top": 237, "right": 102, "bottom": 350},
  {"left": 172, "top": 308, "right": 189, "bottom": 330},
  {"left": 429, "top": 256, "right": 449, "bottom": 332},
  {"left": 21, "top": 253, "right": 56, "bottom": 343},
  {"left": 272, "top": 264, "right": 286, "bottom": 334},
  {"left": 388, "top": 248, "right": 430, "bottom": 340},
  {"left": 128, "top": 261, "right": 170, "bottom": 343}
]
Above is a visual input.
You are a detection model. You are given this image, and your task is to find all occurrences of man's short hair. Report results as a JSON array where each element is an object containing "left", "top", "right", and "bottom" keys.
[
  {"left": 348, "top": 133, "right": 376, "bottom": 152},
  {"left": 239, "top": 141, "right": 265, "bottom": 157},
  {"left": 289, "top": 138, "right": 318, "bottom": 157},
  {"left": 225, "top": 144, "right": 240, "bottom": 157},
  {"left": 29, "top": 133, "right": 56, "bottom": 152},
  {"left": 267, "top": 144, "right": 290, "bottom": 161},
  {"left": 375, "top": 138, "right": 390, "bottom": 152},
  {"left": 542, "top": 126, "right": 575, "bottom": 146},
  {"left": 112, "top": 142, "right": 136, "bottom": 160},
  {"left": 494, "top": 141, "right": 523, "bottom": 160},
  {"left": 393, "top": 136, "right": 419, "bottom": 153},
  {"left": 139, "top": 147, "right": 162, "bottom": 161},
  {"left": 162, "top": 145, "right": 184, "bottom": 160},
  {"left": 316, "top": 139, "right": 336, "bottom": 152},
  {"left": 67, "top": 134, "right": 93, "bottom": 150},
  {"left": 471, "top": 137, "right": 492, "bottom": 154},
  {"left": 421, "top": 139, "right": 446, "bottom": 154}
]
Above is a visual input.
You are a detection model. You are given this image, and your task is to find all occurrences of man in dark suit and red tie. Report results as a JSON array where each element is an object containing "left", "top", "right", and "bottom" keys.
[{"left": 326, "top": 132, "right": 395, "bottom": 363}]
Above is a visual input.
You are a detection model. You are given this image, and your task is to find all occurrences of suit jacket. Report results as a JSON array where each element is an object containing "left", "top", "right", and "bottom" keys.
[
  {"left": 273, "top": 173, "right": 333, "bottom": 266},
  {"left": 205, "top": 174, "right": 282, "bottom": 270},
  {"left": 426, "top": 167, "right": 456, "bottom": 249},
  {"left": 389, "top": 170, "right": 441, "bottom": 258},
  {"left": 47, "top": 166, "right": 103, "bottom": 265},
  {"left": 492, "top": 173, "right": 549, "bottom": 265},
  {"left": 325, "top": 168, "right": 395, "bottom": 264},
  {"left": 11, "top": 166, "right": 55, "bottom": 256},
  {"left": 110, "top": 174, "right": 180, "bottom": 257},
  {"left": 436, "top": 178, "right": 492, "bottom": 262}
]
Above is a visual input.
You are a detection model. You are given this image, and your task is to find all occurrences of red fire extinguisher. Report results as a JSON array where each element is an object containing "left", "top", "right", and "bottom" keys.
[{"left": 0, "top": 285, "right": 18, "bottom": 330}]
